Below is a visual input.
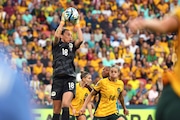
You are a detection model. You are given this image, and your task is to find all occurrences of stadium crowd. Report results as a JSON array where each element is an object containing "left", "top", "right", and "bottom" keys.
[{"left": 0, "top": 0, "right": 179, "bottom": 106}]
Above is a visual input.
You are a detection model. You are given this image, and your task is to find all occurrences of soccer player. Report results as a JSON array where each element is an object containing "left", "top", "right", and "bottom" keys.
[
  {"left": 70, "top": 71, "right": 93, "bottom": 120},
  {"left": 102, "top": 66, "right": 121, "bottom": 113},
  {"left": 80, "top": 65, "right": 129, "bottom": 120},
  {"left": 51, "top": 11, "right": 84, "bottom": 120},
  {"left": 129, "top": 7, "right": 180, "bottom": 120}
]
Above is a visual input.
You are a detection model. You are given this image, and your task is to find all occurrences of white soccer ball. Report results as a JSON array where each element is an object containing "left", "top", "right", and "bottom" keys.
[{"left": 64, "top": 7, "right": 79, "bottom": 24}]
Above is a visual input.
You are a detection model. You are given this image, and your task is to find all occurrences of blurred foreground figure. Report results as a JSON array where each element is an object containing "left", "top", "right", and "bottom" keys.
[
  {"left": 129, "top": 7, "right": 180, "bottom": 120},
  {"left": 0, "top": 52, "right": 32, "bottom": 120}
]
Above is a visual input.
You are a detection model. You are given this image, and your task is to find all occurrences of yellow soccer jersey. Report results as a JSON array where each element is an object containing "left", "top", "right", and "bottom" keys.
[
  {"left": 70, "top": 83, "right": 90, "bottom": 116},
  {"left": 93, "top": 78, "right": 124, "bottom": 117}
]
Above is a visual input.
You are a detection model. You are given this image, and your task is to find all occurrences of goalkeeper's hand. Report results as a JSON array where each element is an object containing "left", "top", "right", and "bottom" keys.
[
  {"left": 74, "top": 16, "right": 80, "bottom": 25},
  {"left": 61, "top": 11, "right": 66, "bottom": 22}
]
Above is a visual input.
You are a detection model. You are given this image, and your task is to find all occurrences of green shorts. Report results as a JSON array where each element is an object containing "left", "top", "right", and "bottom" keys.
[
  {"left": 93, "top": 113, "right": 120, "bottom": 120},
  {"left": 156, "top": 84, "right": 180, "bottom": 120},
  {"left": 69, "top": 115, "right": 76, "bottom": 120}
]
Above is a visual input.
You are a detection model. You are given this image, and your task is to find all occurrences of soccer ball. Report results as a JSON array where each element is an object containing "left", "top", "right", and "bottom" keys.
[{"left": 64, "top": 7, "right": 79, "bottom": 24}]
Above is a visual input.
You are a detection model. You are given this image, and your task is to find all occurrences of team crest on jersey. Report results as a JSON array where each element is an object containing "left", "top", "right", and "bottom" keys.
[
  {"left": 117, "top": 88, "right": 121, "bottom": 94},
  {"left": 51, "top": 91, "right": 56, "bottom": 97},
  {"left": 69, "top": 43, "right": 73, "bottom": 51},
  {"left": 85, "top": 93, "right": 88, "bottom": 98}
]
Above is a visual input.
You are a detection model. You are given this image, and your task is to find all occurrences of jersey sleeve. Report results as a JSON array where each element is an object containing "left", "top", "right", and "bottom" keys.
[
  {"left": 93, "top": 80, "right": 103, "bottom": 92},
  {"left": 72, "top": 41, "right": 82, "bottom": 51}
]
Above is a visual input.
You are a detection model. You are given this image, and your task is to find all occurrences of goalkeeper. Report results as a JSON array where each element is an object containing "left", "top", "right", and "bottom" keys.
[{"left": 51, "top": 9, "right": 84, "bottom": 120}]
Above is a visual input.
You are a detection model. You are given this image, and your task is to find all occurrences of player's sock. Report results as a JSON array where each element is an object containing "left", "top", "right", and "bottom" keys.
[
  {"left": 61, "top": 107, "right": 69, "bottom": 120},
  {"left": 52, "top": 113, "right": 60, "bottom": 120}
]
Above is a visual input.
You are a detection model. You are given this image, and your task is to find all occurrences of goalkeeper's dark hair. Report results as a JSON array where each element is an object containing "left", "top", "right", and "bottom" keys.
[
  {"left": 61, "top": 29, "right": 69, "bottom": 35},
  {"left": 80, "top": 71, "right": 90, "bottom": 79}
]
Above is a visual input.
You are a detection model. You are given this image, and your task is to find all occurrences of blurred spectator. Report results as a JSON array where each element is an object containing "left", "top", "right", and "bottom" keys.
[
  {"left": 83, "top": 27, "right": 91, "bottom": 42},
  {"left": 127, "top": 75, "right": 140, "bottom": 90},
  {"left": 28, "top": 53, "right": 37, "bottom": 69},
  {"left": 88, "top": 65, "right": 98, "bottom": 81},
  {"left": 148, "top": 85, "right": 159, "bottom": 105},
  {"left": 126, "top": 83, "right": 136, "bottom": 104},
  {"left": 40, "top": 50, "right": 50, "bottom": 67},
  {"left": 79, "top": 42, "right": 89, "bottom": 55},
  {"left": 87, "top": 34, "right": 95, "bottom": 48},
  {"left": 0, "top": 6, "right": 6, "bottom": 20},
  {"left": 170, "top": 0, "right": 180, "bottom": 11},
  {"left": 122, "top": 90, "right": 130, "bottom": 105},
  {"left": 102, "top": 53, "right": 114, "bottom": 66},
  {"left": 38, "top": 67, "right": 46, "bottom": 82},
  {"left": 110, "top": 31, "right": 121, "bottom": 48},
  {"left": 166, "top": 55, "right": 173, "bottom": 69},
  {"left": 3, "top": 0, "right": 15, "bottom": 16},
  {"left": 30, "top": 74, "right": 40, "bottom": 93},
  {"left": 145, "top": 79, "right": 153, "bottom": 90},
  {"left": 130, "top": 40, "right": 139, "bottom": 54},
  {"left": 44, "top": 79, "right": 53, "bottom": 105},
  {"left": 46, "top": 61, "right": 53, "bottom": 75},
  {"left": 147, "top": 48, "right": 157, "bottom": 62},
  {"left": 136, "top": 81, "right": 147, "bottom": 97},
  {"left": 22, "top": 10, "right": 33, "bottom": 24},
  {"left": 43, "top": 72, "right": 51, "bottom": 85},
  {"left": 16, "top": 50, "right": 27, "bottom": 69},
  {"left": 22, "top": 61, "right": 31, "bottom": 81},
  {"left": 122, "top": 32, "right": 132, "bottom": 47},
  {"left": 121, "top": 62, "right": 131, "bottom": 81},
  {"left": 123, "top": 47, "right": 134, "bottom": 64},
  {"left": 90, "top": 54, "right": 101, "bottom": 71},
  {"left": 155, "top": 76, "right": 163, "bottom": 93},
  {"left": 113, "top": 53, "right": 124, "bottom": 68},
  {"left": 33, "top": 60, "right": 43, "bottom": 75},
  {"left": 36, "top": 84, "right": 45, "bottom": 105}
]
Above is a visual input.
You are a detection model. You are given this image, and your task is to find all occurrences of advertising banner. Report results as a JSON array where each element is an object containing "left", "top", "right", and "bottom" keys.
[{"left": 34, "top": 108, "right": 155, "bottom": 120}]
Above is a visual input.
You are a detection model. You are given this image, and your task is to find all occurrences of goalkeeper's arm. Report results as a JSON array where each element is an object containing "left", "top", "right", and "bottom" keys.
[
  {"left": 53, "top": 12, "right": 65, "bottom": 45},
  {"left": 74, "top": 18, "right": 84, "bottom": 49}
]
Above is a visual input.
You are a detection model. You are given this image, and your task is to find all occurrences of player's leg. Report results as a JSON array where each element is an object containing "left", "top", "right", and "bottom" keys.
[
  {"left": 52, "top": 100, "right": 62, "bottom": 120},
  {"left": 51, "top": 78, "right": 63, "bottom": 120},
  {"left": 61, "top": 91, "right": 74, "bottom": 120},
  {"left": 61, "top": 77, "right": 76, "bottom": 120},
  {"left": 77, "top": 114, "right": 86, "bottom": 120}
]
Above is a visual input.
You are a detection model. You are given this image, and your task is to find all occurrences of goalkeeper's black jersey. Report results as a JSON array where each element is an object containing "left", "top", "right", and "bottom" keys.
[{"left": 52, "top": 40, "right": 77, "bottom": 78}]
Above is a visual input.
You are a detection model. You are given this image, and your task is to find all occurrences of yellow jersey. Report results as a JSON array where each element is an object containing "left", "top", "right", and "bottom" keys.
[
  {"left": 70, "top": 83, "right": 90, "bottom": 116},
  {"left": 163, "top": 7, "right": 180, "bottom": 97},
  {"left": 121, "top": 67, "right": 131, "bottom": 80},
  {"left": 93, "top": 78, "right": 124, "bottom": 117}
]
